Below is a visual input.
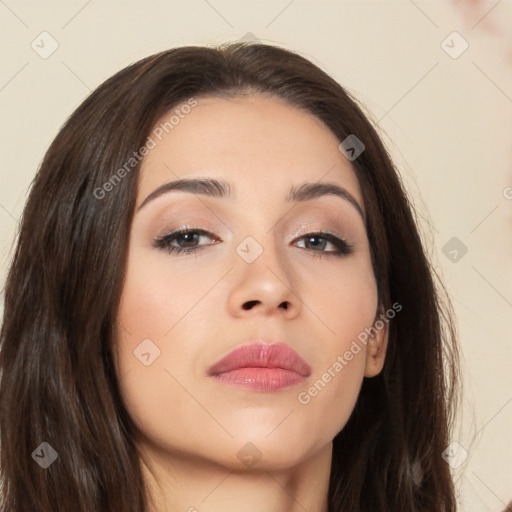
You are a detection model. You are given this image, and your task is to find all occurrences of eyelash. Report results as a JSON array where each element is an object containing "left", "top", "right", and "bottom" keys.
[{"left": 153, "top": 227, "right": 354, "bottom": 258}]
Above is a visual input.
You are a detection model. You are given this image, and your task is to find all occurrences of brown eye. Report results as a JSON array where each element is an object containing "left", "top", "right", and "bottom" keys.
[{"left": 153, "top": 228, "right": 219, "bottom": 255}]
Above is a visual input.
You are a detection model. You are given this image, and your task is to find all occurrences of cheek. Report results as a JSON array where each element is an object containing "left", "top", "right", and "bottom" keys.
[
  {"left": 116, "top": 248, "right": 222, "bottom": 340},
  {"left": 113, "top": 251, "right": 218, "bottom": 441},
  {"left": 303, "top": 251, "right": 378, "bottom": 343},
  {"left": 293, "top": 256, "right": 377, "bottom": 437}
]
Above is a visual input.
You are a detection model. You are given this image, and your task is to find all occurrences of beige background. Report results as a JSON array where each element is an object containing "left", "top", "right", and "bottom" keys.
[{"left": 1, "top": 1, "right": 511, "bottom": 510}]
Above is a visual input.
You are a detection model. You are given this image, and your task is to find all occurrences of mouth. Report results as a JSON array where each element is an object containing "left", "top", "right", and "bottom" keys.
[{"left": 207, "top": 341, "right": 312, "bottom": 392}]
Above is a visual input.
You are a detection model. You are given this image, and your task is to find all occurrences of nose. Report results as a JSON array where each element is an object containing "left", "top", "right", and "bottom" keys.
[{"left": 226, "top": 237, "right": 302, "bottom": 319}]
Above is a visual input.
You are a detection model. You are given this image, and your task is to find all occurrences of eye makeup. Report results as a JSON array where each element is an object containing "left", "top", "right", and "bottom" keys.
[{"left": 152, "top": 226, "right": 354, "bottom": 258}]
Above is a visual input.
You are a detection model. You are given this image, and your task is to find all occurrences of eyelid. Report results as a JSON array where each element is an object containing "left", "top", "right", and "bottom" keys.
[
  {"left": 289, "top": 226, "right": 347, "bottom": 242},
  {"left": 155, "top": 226, "right": 219, "bottom": 243},
  {"left": 159, "top": 226, "right": 348, "bottom": 244},
  {"left": 153, "top": 225, "right": 354, "bottom": 258}
]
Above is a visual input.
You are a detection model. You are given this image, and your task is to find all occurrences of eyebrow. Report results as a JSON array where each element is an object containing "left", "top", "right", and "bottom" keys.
[{"left": 137, "top": 177, "right": 365, "bottom": 221}]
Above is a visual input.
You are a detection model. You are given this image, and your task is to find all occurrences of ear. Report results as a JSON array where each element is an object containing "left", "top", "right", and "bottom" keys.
[{"left": 364, "top": 306, "right": 390, "bottom": 378}]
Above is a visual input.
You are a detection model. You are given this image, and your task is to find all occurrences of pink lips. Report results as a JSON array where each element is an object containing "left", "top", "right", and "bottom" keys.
[{"left": 207, "top": 342, "right": 312, "bottom": 392}]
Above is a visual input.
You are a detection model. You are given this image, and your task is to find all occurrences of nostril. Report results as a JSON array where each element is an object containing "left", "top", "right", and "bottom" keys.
[
  {"left": 242, "top": 300, "right": 259, "bottom": 310},
  {"left": 280, "top": 302, "right": 288, "bottom": 310}
]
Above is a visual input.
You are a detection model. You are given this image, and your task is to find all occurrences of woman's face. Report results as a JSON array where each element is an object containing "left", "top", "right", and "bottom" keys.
[{"left": 114, "top": 94, "right": 388, "bottom": 471}]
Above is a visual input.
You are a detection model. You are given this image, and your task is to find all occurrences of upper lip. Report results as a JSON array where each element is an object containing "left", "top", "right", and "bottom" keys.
[{"left": 207, "top": 341, "right": 312, "bottom": 377}]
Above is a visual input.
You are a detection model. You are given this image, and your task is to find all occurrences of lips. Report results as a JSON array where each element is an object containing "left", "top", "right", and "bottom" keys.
[{"left": 207, "top": 341, "right": 312, "bottom": 391}]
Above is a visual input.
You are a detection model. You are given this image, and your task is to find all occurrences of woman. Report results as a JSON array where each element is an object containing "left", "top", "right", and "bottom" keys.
[{"left": 0, "top": 42, "right": 460, "bottom": 511}]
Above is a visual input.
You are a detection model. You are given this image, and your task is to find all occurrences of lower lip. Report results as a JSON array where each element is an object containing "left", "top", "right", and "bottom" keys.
[{"left": 212, "top": 368, "right": 306, "bottom": 391}]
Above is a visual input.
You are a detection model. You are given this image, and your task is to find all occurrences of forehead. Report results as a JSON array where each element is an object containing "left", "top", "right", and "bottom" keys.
[{"left": 137, "top": 94, "right": 363, "bottom": 208}]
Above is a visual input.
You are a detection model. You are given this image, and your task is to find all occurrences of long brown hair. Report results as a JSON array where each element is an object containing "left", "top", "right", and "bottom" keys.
[{"left": 0, "top": 42, "right": 460, "bottom": 511}]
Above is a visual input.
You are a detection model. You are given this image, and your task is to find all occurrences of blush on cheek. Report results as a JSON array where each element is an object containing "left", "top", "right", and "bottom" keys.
[{"left": 117, "top": 271, "right": 177, "bottom": 340}]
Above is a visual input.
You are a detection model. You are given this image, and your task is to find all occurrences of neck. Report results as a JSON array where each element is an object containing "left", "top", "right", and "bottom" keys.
[{"left": 140, "top": 441, "right": 332, "bottom": 512}]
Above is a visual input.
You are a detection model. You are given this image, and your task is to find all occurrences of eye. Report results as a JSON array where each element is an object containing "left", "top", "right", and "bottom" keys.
[
  {"left": 153, "top": 228, "right": 354, "bottom": 258},
  {"left": 153, "top": 227, "right": 220, "bottom": 255},
  {"left": 293, "top": 231, "right": 354, "bottom": 258}
]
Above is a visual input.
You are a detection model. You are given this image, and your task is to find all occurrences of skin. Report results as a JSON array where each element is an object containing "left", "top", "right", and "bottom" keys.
[{"left": 113, "top": 94, "right": 389, "bottom": 512}]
